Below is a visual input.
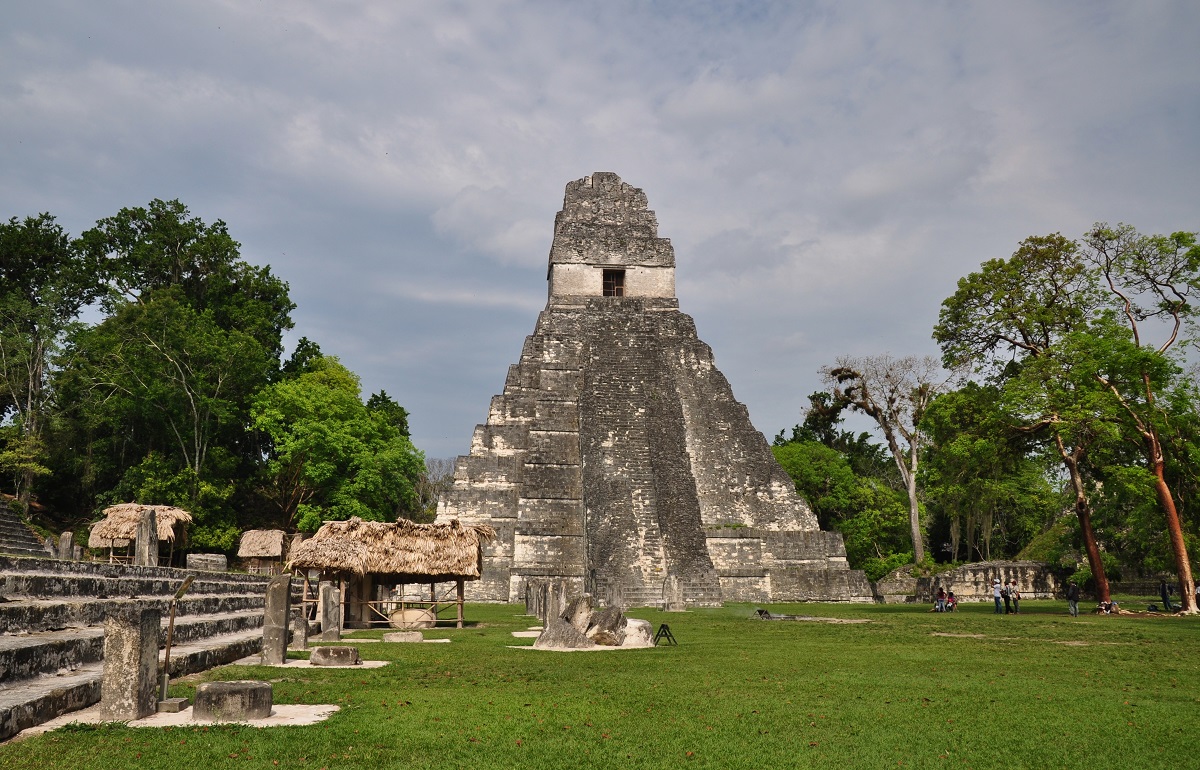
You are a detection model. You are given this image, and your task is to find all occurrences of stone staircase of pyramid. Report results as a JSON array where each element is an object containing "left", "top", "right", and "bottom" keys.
[
  {"left": 0, "top": 501, "right": 54, "bottom": 559},
  {"left": 0, "top": 555, "right": 276, "bottom": 741}
]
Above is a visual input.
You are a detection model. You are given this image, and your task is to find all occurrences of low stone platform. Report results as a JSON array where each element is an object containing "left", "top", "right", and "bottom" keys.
[{"left": 16, "top": 703, "right": 339, "bottom": 738}]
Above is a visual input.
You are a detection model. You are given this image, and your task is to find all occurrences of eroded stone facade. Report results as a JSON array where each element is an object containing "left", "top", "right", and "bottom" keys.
[{"left": 438, "top": 173, "right": 871, "bottom": 606}]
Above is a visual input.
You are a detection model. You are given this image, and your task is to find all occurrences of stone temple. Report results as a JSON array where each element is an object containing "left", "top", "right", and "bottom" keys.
[{"left": 437, "top": 173, "right": 871, "bottom": 606}]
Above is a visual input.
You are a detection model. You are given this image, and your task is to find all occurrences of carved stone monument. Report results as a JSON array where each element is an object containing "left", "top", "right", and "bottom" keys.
[
  {"left": 57, "top": 531, "right": 74, "bottom": 560},
  {"left": 99, "top": 607, "right": 161, "bottom": 720},
  {"left": 317, "top": 582, "right": 341, "bottom": 641},
  {"left": 260, "top": 574, "right": 291, "bottom": 665},
  {"left": 133, "top": 508, "right": 158, "bottom": 567},
  {"left": 289, "top": 607, "right": 309, "bottom": 651},
  {"left": 438, "top": 173, "right": 872, "bottom": 606}
]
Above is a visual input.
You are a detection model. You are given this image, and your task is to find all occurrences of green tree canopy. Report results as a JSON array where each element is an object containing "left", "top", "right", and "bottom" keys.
[{"left": 252, "top": 356, "right": 424, "bottom": 532}]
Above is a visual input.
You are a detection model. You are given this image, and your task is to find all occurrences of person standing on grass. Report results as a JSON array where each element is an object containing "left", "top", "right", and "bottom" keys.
[
  {"left": 992, "top": 579, "right": 1003, "bottom": 614},
  {"left": 1002, "top": 580, "right": 1013, "bottom": 614},
  {"left": 1009, "top": 581, "right": 1020, "bottom": 614},
  {"left": 1159, "top": 579, "right": 1174, "bottom": 613},
  {"left": 935, "top": 586, "right": 947, "bottom": 612},
  {"left": 1067, "top": 581, "right": 1080, "bottom": 617}
]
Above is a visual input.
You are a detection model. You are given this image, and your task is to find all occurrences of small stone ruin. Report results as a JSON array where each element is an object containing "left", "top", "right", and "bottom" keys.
[{"left": 533, "top": 593, "right": 653, "bottom": 651}]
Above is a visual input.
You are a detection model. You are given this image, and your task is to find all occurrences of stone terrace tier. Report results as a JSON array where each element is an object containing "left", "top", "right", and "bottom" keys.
[
  {"left": 439, "top": 296, "right": 873, "bottom": 606},
  {"left": 0, "top": 555, "right": 281, "bottom": 741}
]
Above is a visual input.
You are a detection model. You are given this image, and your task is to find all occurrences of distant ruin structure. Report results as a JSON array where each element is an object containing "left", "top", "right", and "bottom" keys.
[{"left": 437, "top": 172, "right": 871, "bottom": 606}]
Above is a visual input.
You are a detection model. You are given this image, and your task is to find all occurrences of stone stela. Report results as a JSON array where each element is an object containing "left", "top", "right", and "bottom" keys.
[{"left": 438, "top": 172, "right": 872, "bottom": 606}]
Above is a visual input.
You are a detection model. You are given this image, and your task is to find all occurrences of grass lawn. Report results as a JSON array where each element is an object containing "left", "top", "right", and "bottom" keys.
[{"left": 2, "top": 599, "right": 1196, "bottom": 769}]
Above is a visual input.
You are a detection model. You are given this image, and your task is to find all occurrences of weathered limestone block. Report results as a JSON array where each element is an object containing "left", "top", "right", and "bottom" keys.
[
  {"left": 383, "top": 631, "right": 424, "bottom": 643},
  {"left": 389, "top": 608, "right": 435, "bottom": 629},
  {"left": 310, "top": 646, "right": 362, "bottom": 666},
  {"left": 100, "top": 607, "right": 161, "bottom": 721},
  {"left": 585, "top": 606, "right": 626, "bottom": 646},
  {"left": 133, "top": 509, "right": 158, "bottom": 567},
  {"left": 260, "top": 574, "right": 291, "bottom": 665},
  {"left": 661, "top": 574, "right": 686, "bottom": 612},
  {"left": 533, "top": 617, "right": 595, "bottom": 650},
  {"left": 318, "top": 582, "right": 341, "bottom": 641},
  {"left": 621, "top": 618, "right": 655, "bottom": 648},
  {"left": 560, "top": 594, "right": 593, "bottom": 632},
  {"left": 57, "top": 531, "right": 74, "bottom": 560},
  {"left": 193, "top": 681, "right": 273, "bottom": 721},
  {"left": 186, "top": 553, "right": 228, "bottom": 572},
  {"left": 289, "top": 607, "right": 309, "bottom": 651}
]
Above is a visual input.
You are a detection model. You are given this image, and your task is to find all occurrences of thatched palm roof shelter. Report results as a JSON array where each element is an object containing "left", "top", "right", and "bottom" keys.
[
  {"left": 237, "top": 529, "right": 287, "bottom": 559},
  {"left": 287, "top": 517, "right": 497, "bottom": 630},
  {"left": 88, "top": 503, "right": 193, "bottom": 547},
  {"left": 286, "top": 517, "right": 495, "bottom": 580}
]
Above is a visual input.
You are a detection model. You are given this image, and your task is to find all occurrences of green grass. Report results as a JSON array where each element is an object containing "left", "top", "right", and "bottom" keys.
[{"left": 3, "top": 601, "right": 1197, "bottom": 769}]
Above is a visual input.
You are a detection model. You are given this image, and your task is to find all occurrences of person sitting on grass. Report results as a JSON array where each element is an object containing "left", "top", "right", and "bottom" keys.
[
  {"left": 946, "top": 592, "right": 957, "bottom": 612},
  {"left": 1099, "top": 599, "right": 1119, "bottom": 614}
]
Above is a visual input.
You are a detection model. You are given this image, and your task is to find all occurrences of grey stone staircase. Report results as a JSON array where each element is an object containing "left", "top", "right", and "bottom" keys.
[
  {"left": 0, "top": 502, "right": 53, "bottom": 559},
  {"left": 0, "top": 556, "right": 277, "bottom": 741}
]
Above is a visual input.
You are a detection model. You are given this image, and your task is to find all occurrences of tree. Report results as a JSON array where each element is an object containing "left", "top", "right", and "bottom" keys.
[
  {"left": 414, "top": 456, "right": 456, "bottom": 523},
  {"left": 821, "top": 354, "right": 954, "bottom": 564},
  {"left": 920, "top": 383, "right": 1058, "bottom": 562},
  {"left": 0, "top": 214, "right": 102, "bottom": 506},
  {"left": 772, "top": 438, "right": 910, "bottom": 580},
  {"left": 934, "top": 234, "right": 1115, "bottom": 600},
  {"left": 1081, "top": 224, "right": 1199, "bottom": 612},
  {"left": 252, "top": 356, "right": 424, "bottom": 531}
]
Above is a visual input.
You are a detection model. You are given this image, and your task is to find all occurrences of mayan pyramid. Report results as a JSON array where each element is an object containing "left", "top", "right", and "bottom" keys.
[{"left": 437, "top": 172, "right": 872, "bottom": 606}]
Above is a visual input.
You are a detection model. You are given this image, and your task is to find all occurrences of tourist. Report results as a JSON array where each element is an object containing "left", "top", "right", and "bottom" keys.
[
  {"left": 992, "top": 579, "right": 1003, "bottom": 614},
  {"left": 935, "top": 586, "right": 947, "bottom": 612},
  {"left": 1002, "top": 580, "right": 1013, "bottom": 614},
  {"left": 946, "top": 591, "right": 958, "bottom": 612},
  {"left": 1009, "top": 581, "right": 1021, "bottom": 614},
  {"left": 1160, "top": 579, "right": 1174, "bottom": 613},
  {"left": 1066, "top": 581, "right": 1080, "bottom": 617}
]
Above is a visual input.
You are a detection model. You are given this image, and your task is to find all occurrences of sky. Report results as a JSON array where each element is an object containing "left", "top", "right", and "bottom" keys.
[{"left": 2, "top": 1, "right": 1198, "bottom": 459}]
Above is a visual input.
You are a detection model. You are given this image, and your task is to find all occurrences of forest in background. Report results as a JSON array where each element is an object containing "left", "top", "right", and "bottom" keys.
[
  {"left": 773, "top": 224, "right": 1199, "bottom": 609},
  {"left": 0, "top": 200, "right": 442, "bottom": 552}
]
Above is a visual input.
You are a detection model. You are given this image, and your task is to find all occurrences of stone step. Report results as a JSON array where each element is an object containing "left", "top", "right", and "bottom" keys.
[
  {"left": 0, "top": 555, "right": 274, "bottom": 590},
  {"left": 0, "top": 571, "right": 274, "bottom": 602},
  {"left": 0, "top": 625, "right": 264, "bottom": 742},
  {"left": 0, "top": 593, "right": 266, "bottom": 635},
  {"left": 0, "top": 609, "right": 264, "bottom": 685}
]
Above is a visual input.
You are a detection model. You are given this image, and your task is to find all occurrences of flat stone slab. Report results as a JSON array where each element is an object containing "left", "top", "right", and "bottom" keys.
[
  {"left": 267, "top": 659, "right": 390, "bottom": 668},
  {"left": 309, "top": 646, "right": 361, "bottom": 666},
  {"left": 511, "top": 631, "right": 541, "bottom": 638},
  {"left": 194, "top": 680, "right": 272, "bottom": 721},
  {"left": 383, "top": 631, "right": 423, "bottom": 643},
  {"left": 28, "top": 704, "right": 339, "bottom": 734},
  {"left": 156, "top": 697, "right": 189, "bottom": 713}
]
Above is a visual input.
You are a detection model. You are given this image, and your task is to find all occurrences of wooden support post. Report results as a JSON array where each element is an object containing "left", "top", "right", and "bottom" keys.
[{"left": 456, "top": 579, "right": 464, "bottom": 629}]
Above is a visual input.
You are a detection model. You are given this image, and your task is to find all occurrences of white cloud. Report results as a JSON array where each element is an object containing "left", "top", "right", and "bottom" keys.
[{"left": 1, "top": 1, "right": 1198, "bottom": 456}]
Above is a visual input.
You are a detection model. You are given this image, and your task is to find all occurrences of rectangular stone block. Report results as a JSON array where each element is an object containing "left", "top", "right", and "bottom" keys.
[
  {"left": 520, "top": 464, "right": 582, "bottom": 500},
  {"left": 260, "top": 574, "right": 292, "bottom": 665},
  {"left": 318, "top": 582, "right": 341, "bottom": 642},
  {"left": 526, "top": 430, "right": 581, "bottom": 464},
  {"left": 186, "top": 553, "right": 228, "bottom": 572},
  {"left": 515, "top": 498, "right": 585, "bottom": 537},
  {"left": 100, "top": 607, "right": 161, "bottom": 721},
  {"left": 194, "top": 681, "right": 272, "bottom": 721},
  {"left": 513, "top": 534, "right": 586, "bottom": 574},
  {"left": 706, "top": 535, "right": 764, "bottom": 573}
]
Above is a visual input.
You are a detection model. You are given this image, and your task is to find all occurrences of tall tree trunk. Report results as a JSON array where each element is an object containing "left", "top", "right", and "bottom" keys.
[
  {"left": 906, "top": 470, "right": 924, "bottom": 563},
  {"left": 1058, "top": 438, "right": 1109, "bottom": 603},
  {"left": 1150, "top": 440, "right": 1197, "bottom": 613}
]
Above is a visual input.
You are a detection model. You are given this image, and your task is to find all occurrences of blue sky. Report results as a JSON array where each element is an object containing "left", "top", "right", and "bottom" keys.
[{"left": 3, "top": 2, "right": 1198, "bottom": 457}]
